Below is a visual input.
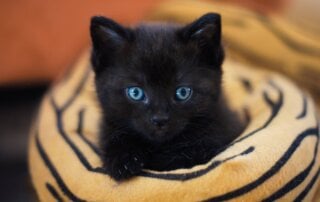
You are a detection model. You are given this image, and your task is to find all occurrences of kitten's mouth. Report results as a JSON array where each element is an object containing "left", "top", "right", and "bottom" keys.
[
  {"left": 153, "top": 129, "right": 167, "bottom": 136},
  {"left": 148, "top": 126, "right": 180, "bottom": 142}
]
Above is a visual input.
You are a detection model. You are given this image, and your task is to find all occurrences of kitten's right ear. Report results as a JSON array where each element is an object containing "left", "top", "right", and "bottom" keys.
[
  {"left": 90, "top": 16, "right": 134, "bottom": 72},
  {"left": 177, "top": 13, "right": 224, "bottom": 67},
  {"left": 178, "top": 13, "right": 221, "bottom": 45}
]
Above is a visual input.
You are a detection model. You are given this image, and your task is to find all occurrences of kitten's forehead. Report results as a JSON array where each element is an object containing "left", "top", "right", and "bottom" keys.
[
  {"left": 125, "top": 25, "right": 178, "bottom": 86},
  {"left": 112, "top": 24, "right": 211, "bottom": 87},
  {"left": 134, "top": 24, "right": 180, "bottom": 45},
  {"left": 133, "top": 25, "right": 181, "bottom": 61}
]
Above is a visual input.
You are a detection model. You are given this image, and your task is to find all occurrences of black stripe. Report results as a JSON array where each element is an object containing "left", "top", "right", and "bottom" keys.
[
  {"left": 262, "top": 126, "right": 318, "bottom": 201},
  {"left": 60, "top": 65, "right": 76, "bottom": 84},
  {"left": 296, "top": 94, "right": 307, "bottom": 119},
  {"left": 239, "top": 77, "right": 253, "bottom": 93},
  {"left": 204, "top": 127, "right": 319, "bottom": 202},
  {"left": 294, "top": 167, "right": 320, "bottom": 202},
  {"left": 48, "top": 67, "right": 105, "bottom": 173},
  {"left": 46, "top": 183, "right": 63, "bottom": 202},
  {"left": 35, "top": 134, "right": 85, "bottom": 202},
  {"left": 77, "top": 108, "right": 102, "bottom": 156},
  {"left": 50, "top": 97, "right": 105, "bottom": 174},
  {"left": 224, "top": 80, "right": 283, "bottom": 148},
  {"left": 140, "top": 146, "right": 254, "bottom": 180},
  {"left": 59, "top": 68, "right": 91, "bottom": 112}
]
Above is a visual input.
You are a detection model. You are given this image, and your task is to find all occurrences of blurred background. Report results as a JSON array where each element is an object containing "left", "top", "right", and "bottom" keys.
[{"left": 0, "top": 0, "right": 319, "bottom": 201}]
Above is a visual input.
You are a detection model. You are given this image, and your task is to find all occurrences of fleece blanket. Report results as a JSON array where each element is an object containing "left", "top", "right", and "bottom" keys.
[
  {"left": 29, "top": 51, "right": 319, "bottom": 201},
  {"left": 148, "top": 0, "right": 320, "bottom": 108}
]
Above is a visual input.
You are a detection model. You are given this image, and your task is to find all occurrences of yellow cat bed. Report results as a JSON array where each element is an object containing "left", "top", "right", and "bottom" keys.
[{"left": 29, "top": 51, "right": 320, "bottom": 201}]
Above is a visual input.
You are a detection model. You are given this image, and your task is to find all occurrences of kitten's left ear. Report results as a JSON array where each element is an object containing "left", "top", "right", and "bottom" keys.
[
  {"left": 90, "top": 16, "right": 134, "bottom": 72},
  {"left": 178, "top": 13, "right": 224, "bottom": 66}
]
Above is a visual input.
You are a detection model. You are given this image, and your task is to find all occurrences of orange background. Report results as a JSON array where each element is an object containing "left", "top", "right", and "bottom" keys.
[
  {"left": 0, "top": 0, "right": 289, "bottom": 86},
  {"left": 0, "top": 0, "right": 163, "bottom": 85}
]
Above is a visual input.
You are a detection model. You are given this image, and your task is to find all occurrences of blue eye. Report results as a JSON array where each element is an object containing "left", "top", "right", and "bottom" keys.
[
  {"left": 175, "top": 87, "right": 192, "bottom": 101},
  {"left": 126, "top": 87, "right": 145, "bottom": 101}
]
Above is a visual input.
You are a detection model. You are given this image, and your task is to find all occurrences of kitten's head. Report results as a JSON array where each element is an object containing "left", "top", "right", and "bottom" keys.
[{"left": 90, "top": 13, "right": 224, "bottom": 142}]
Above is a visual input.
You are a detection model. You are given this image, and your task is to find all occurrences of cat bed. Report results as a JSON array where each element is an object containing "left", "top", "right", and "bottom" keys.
[{"left": 29, "top": 51, "right": 320, "bottom": 201}]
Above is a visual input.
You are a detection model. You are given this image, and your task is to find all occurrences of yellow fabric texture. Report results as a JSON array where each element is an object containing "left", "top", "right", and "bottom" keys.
[
  {"left": 29, "top": 51, "right": 320, "bottom": 201},
  {"left": 147, "top": 0, "right": 320, "bottom": 108}
]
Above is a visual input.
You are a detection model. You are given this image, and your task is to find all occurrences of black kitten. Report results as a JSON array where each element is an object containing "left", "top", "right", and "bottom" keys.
[{"left": 90, "top": 13, "right": 244, "bottom": 181}]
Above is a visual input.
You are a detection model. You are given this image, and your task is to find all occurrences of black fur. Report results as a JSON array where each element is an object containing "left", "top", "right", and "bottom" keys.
[{"left": 90, "top": 13, "right": 245, "bottom": 181}]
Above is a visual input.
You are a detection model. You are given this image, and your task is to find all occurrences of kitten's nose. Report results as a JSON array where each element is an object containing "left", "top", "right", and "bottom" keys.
[{"left": 151, "top": 114, "right": 169, "bottom": 127}]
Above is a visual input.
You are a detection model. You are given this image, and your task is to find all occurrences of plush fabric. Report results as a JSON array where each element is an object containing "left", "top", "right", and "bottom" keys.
[
  {"left": 29, "top": 51, "right": 320, "bottom": 201},
  {"left": 148, "top": 0, "right": 320, "bottom": 108}
]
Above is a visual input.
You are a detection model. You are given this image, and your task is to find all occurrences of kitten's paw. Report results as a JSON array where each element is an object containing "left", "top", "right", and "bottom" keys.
[{"left": 106, "top": 153, "right": 144, "bottom": 181}]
